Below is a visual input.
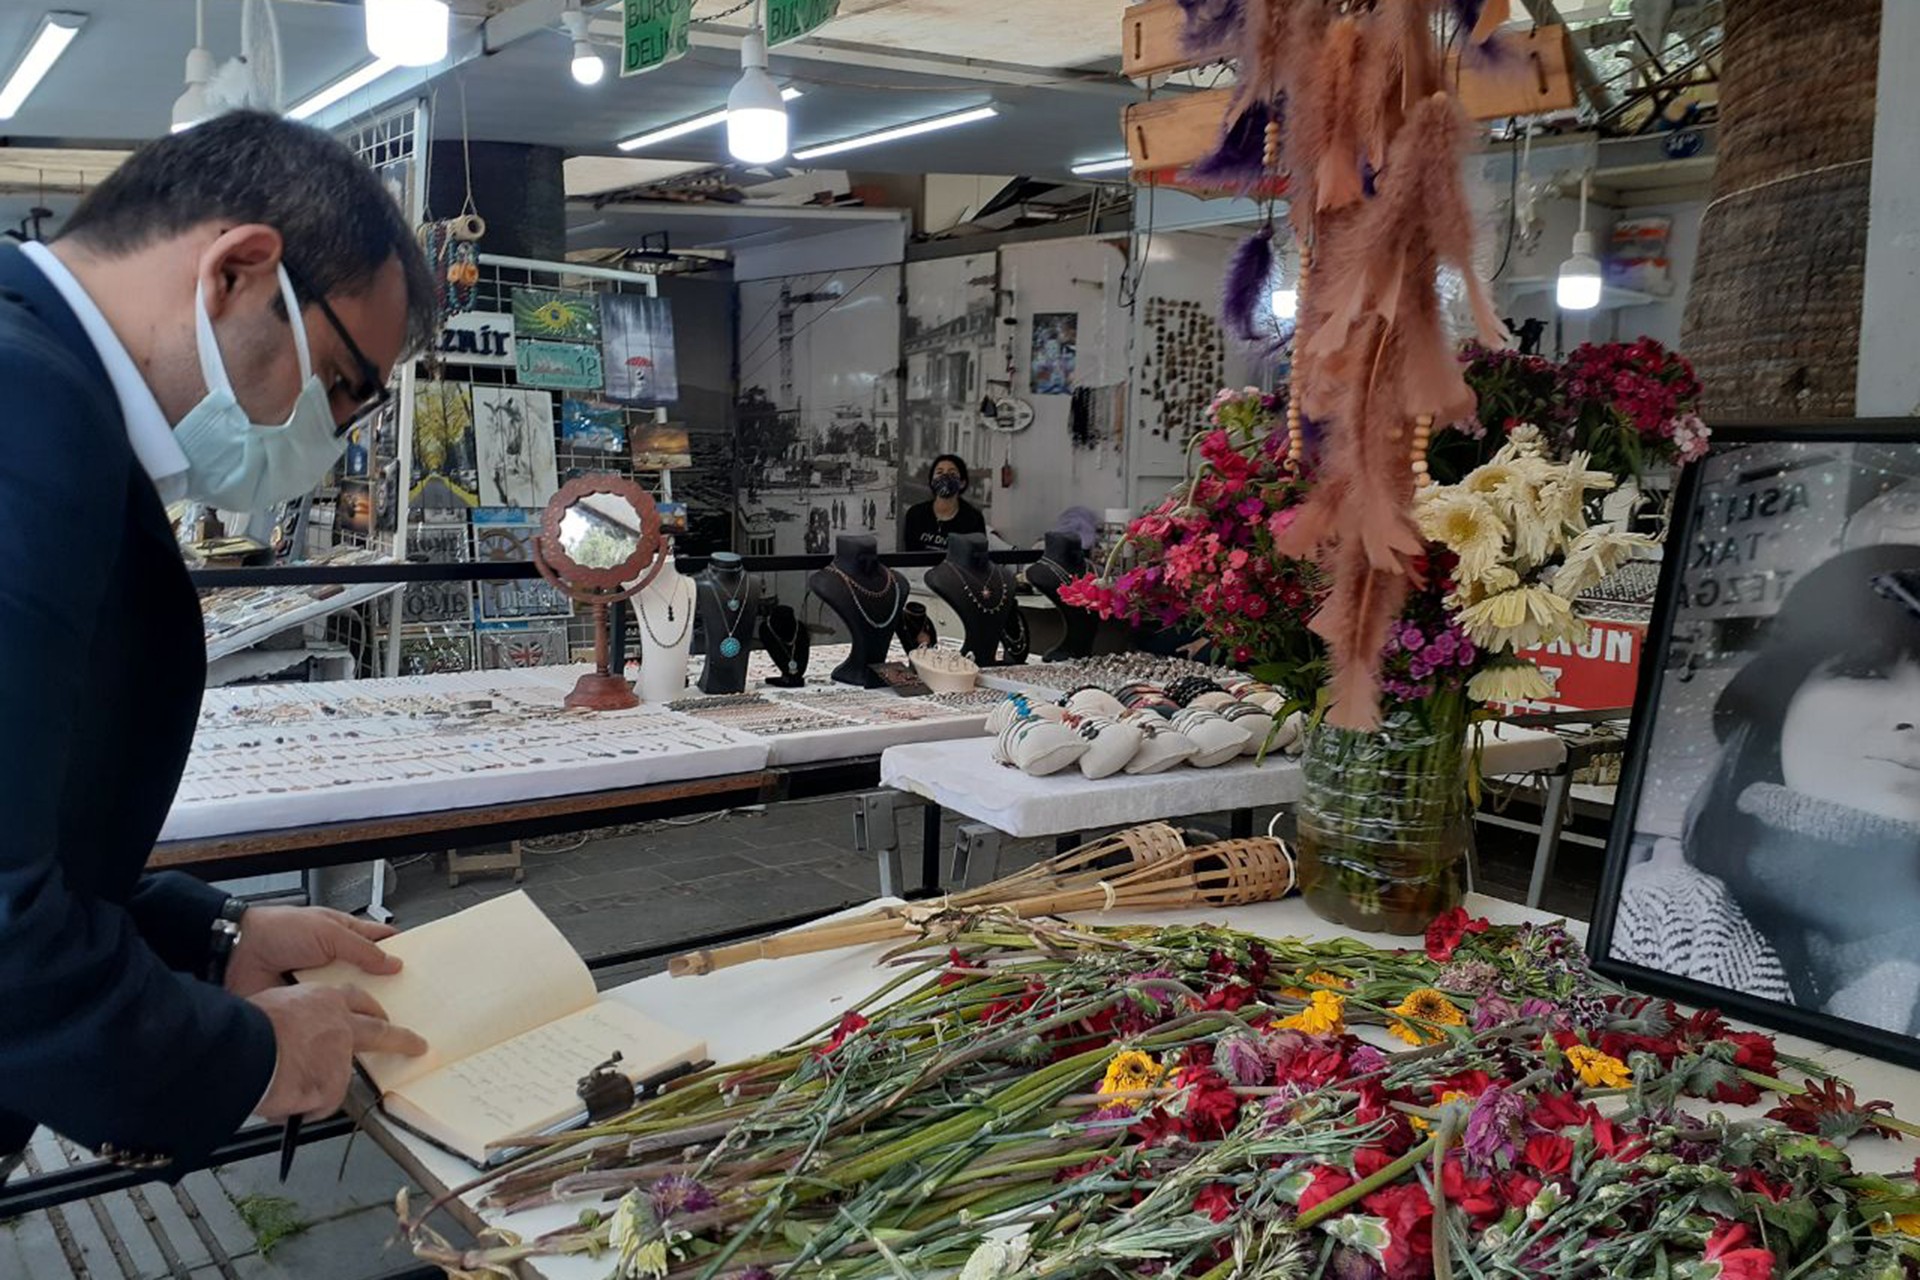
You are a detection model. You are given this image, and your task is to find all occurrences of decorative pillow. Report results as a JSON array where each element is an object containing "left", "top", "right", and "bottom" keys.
[
  {"left": 1117, "top": 682, "right": 1180, "bottom": 718},
  {"left": 1166, "top": 675, "right": 1225, "bottom": 707},
  {"left": 1171, "top": 707, "right": 1252, "bottom": 767},
  {"left": 1218, "top": 701, "right": 1278, "bottom": 755},
  {"left": 1242, "top": 689, "right": 1290, "bottom": 715},
  {"left": 1119, "top": 711, "right": 1199, "bottom": 774},
  {"left": 985, "top": 694, "right": 1063, "bottom": 736},
  {"left": 991, "top": 717, "right": 1091, "bottom": 776},
  {"left": 1060, "top": 711, "right": 1145, "bottom": 779},
  {"left": 1189, "top": 691, "right": 1239, "bottom": 712},
  {"left": 1270, "top": 710, "right": 1307, "bottom": 755},
  {"left": 1065, "top": 687, "right": 1128, "bottom": 719}
]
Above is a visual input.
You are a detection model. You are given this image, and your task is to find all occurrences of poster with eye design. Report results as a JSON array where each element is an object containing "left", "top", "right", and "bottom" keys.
[
  {"left": 513, "top": 289, "right": 602, "bottom": 344},
  {"left": 1591, "top": 426, "right": 1920, "bottom": 1068},
  {"left": 474, "top": 386, "right": 560, "bottom": 510}
]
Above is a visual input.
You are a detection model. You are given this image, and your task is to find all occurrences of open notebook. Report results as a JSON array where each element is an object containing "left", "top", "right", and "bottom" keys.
[{"left": 296, "top": 891, "right": 706, "bottom": 1166}]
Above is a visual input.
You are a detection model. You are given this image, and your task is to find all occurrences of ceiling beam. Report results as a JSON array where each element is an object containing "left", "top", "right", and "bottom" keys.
[{"left": 1516, "top": 0, "right": 1619, "bottom": 115}]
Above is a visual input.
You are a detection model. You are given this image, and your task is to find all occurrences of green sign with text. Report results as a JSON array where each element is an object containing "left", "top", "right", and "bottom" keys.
[
  {"left": 622, "top": 0, "right": 691, "bottom": 76},
  {"left": 766, "top": 0, "right": 839, "bottom": 45}
]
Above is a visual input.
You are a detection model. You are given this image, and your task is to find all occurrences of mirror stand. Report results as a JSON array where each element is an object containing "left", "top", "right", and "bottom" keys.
[{"left": 532, "top": 473, "right": 667, "bottom": 712}]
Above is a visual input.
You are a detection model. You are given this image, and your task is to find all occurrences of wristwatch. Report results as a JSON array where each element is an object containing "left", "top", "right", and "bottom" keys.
[{"left": 205, "top": 896, "right": 249, "bottom": 985}]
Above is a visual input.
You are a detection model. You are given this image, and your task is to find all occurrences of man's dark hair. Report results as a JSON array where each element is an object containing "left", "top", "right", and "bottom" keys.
[
  {"left": 58, "top": 110, "right": 437, "bottom": 357},
  {"left": 929, "top": 453, "right": 969, "bottom": 486}
]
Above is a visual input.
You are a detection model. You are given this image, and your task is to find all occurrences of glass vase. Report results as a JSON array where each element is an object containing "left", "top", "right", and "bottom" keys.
[{"left": 1296, "top": 689, "right": 1470, "bottom": 935}]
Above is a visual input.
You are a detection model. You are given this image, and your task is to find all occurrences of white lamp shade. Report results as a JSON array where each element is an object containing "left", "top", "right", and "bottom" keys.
[
  {"left": 727, "top": 62, "right": 788, "bottom": 164},
  {"left": 170, "top": 45, "right": 216, "bottom": 132},
  {"left": 365, "top": 0, "right": 449, "bottom": 68},
  {"left": 1556, "top": 230, "right": 1603, "bottom": 311},
  {"left": 572, "top": 43, "right": 606, "bottom": 85}
]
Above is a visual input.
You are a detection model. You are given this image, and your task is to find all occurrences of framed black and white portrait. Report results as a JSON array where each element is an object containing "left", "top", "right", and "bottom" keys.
[{"left": 1591, "top": 422, "right": 1920, "bottom": 1066}]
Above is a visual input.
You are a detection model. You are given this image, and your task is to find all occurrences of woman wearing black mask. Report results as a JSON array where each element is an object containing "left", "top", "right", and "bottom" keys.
[{"left": 901, "top": 453, "right": 986, "bottom": 550}]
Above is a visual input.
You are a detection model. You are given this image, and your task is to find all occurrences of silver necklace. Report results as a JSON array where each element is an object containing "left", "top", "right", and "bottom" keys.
[
  {"left": 829, "top": 565, "right": 906, "bottom": 630},
  {"left": 1035, "top": 557, "right": 1079, "bottom": 583},
  {"left": 705, "top": 574, "right": 749, "bottom": 659},
  {"left": 947, "top": 561, "right": 1008, "bottom": 613},
  {"left": 764, "top": 611, "right": 804, "bottom": 674},
  {"left": 636, "top": 577, "right": 694, "bottom": 650}
]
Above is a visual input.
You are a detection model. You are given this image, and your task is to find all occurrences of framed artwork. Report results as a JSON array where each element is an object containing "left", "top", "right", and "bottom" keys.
[
  {"left": 631, "top": 422, "right": 692, "bottom": 471},
  {"left": 477, "top": 621, "right": 572, "bottom": 669},
  {"left": 399, "top": 629, "right": 475, "bottom": 676},
  {"left": 1030, "top": 312, "right": 1078, "bottom": 395},
  {"left": 474, "top": 386, "right": 560, "bottom": 509},
  {"left": 561, "top": 398, "right": 629, "bottom": 455},
  {"left": 1591, "top": 422, "right": 1920, "bottom": 1068},
  {"left": 516, "top": 339, "right": 604, "bottom": 391},
  {"left": 472, "top": 507, "right": 573, "bottom": 621},
  {"left": 600, "top": 292, "right": 679, "bottom": 406},
  {"left": 410, "top": 380, "right": 480, "bottom": 511},
  {"left": 512, "top": 288, "right": 601, "bottom": 344},
  {"left": 656, "top": 501, "right": 688, "bottom": 535},
  {"left": 397, "top": 518, "right": 472, "bottom": 626}
]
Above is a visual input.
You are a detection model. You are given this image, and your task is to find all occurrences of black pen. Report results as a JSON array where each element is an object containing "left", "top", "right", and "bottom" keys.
[{"left": 277, "top": 1116, "right": 301, "bottom": 1182}]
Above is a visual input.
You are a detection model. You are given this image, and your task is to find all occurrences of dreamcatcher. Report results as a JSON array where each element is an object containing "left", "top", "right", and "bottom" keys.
[{"left": 418, "top": 82, "right": 487, "bottom": 315}]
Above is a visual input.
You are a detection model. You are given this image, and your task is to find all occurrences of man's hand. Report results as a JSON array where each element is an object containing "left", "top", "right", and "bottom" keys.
[
  {"left": 225, "top": 906, "right": 402, "bottom": 998},
  {"left": 249, "top": 985, "right": 428, "bottom": 1121}
]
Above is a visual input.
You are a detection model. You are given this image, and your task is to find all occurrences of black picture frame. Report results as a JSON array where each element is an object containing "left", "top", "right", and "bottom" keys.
[{"left": 1589, "top": 417, "right": 1920, "bottom": 1069}]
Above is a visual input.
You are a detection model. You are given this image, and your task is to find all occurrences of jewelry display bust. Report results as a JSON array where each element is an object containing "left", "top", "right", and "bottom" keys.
[
  {"left": 695, "top": 552, "right": 760, "bottom": 695},
  {"left": 1024, "top": 531, "right": 1098, "bottom": 662},
  {"left": 895, "top": 601, "right": 938, "bottom": 653},
  {"left": 926, "top": 533, "right": 1014, "bottom": 665},
  {"left": 808, "top": 535, "right": 905, "bottom": 688},
  {"left": 634, "top": 553, "right": 696, "bottom": 703},
  {"left": 759, "top": 604, "right": 810, "bottom": 688}
]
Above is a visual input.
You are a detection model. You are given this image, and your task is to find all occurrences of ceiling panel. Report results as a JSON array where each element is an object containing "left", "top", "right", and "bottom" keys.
[{"left": 813, "top": 0, "right": 1121, "bottom": 68}]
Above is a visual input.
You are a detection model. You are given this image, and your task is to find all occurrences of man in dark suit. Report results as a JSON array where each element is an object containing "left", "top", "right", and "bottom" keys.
[{"left": 0, "top": 112, "right": 438, "bottom": 1179}]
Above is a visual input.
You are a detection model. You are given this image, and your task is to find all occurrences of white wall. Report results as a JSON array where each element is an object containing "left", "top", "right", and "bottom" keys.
[{"left": 1859, "top": 0, "right": 1920, "bottom": 416}]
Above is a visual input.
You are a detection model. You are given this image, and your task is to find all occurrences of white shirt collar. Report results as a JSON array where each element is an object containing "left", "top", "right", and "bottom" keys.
[{"left": 20, "top": 241, "right": 188, "bottom": 505}]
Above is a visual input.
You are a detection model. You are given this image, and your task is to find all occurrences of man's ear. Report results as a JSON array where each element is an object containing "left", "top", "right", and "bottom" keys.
[{"left": 196, "top": 224, "right": 286, "bottom": 321}]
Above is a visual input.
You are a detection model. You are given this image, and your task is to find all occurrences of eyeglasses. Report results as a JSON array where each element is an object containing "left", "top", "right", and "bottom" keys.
[{"left": 282, "top": 259, "right": 394, "bottom": 438}]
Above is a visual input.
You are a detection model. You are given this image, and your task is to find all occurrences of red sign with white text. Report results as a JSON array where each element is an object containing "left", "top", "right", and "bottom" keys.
[{"left": 1507, "top": 619, "right": 1646, "bottom": 713}]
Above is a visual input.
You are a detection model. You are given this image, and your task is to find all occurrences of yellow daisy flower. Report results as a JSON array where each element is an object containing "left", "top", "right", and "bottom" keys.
[
  {"left": 1276, "top": 989, "right": 1347, "bottom": 1037},
  {"left": 1098, "top": 1050, "right": 1165, "bottom": 1107},
  {"left": 1566, "top": 1043, "right": 1632, "bottom": 1089},
  {"left": 1388, "top": 988, "right": 1466, "bottom": 1046}
]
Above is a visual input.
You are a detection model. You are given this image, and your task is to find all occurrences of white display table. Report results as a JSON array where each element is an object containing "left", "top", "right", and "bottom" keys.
[{"left": 366, "top": 894, "right": 1920, "bottom": 1280}]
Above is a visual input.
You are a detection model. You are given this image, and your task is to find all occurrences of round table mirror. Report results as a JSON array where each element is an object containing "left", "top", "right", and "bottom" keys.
[{"left": 533, "top": 474, "right": 665, "bottom": 710}]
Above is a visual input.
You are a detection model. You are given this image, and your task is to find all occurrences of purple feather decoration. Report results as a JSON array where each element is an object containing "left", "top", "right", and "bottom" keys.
[
  {"left": 1177, "top": 0, "right": 1243, "bottom": 58},
  {"left": 1450, "top": 0, "right": 1488, "bottom": 30},
  {"left": 1221, "top": 223, "right": 1274, "bottom": 345},
  {"left": 1185, "top": 98, "right": 1280, "bottom": 192}
]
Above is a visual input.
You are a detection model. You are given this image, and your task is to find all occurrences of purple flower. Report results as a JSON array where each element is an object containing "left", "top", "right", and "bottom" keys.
[
  {"left": 1458, "top": 642, "right": 1478, "bottom": 665},
  {"left": 1400, "top": 625, "right": 1427, "bottom": 652},
  {"left": 1520, "top": 997, "right": 1571, "bottom": 1030},
  {"left": 1471, "top": 994, "right": 1518, "bottom": 1032},
  {"left": 1462, "top": 1085, "right": 1525, "bottom": 1174},
  {"left": 1217, "top": 1033, "right": 1270, "bottom": 1087},
  {"left": 1436, "top": 958, "right": 1502, "bottom": 998},
  {"left": 1348, "top": 1044, "right": 1388, "bottom": 1075},
  {"left": 736, "top": 1271, "right": 776, "bottom": 1280},
  {"left": 649, "top": 1174, "right": 715, "bottom": 1220}
]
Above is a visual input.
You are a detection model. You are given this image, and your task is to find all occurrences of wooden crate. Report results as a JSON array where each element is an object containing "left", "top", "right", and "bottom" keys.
[
  {"left": 1122, "top": 0, "right": 1202, "bottom": 79},
  {"left": 1122, "top": 89, "right": 1236, "bottom": 173},
  {"left": 1451, "top": 26, "right": 1580, "bottom": 120}
]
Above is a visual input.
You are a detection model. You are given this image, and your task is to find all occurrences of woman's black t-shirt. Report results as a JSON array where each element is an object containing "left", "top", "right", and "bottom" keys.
[{"left": 901, "top": 499, "right": 986, "bottom": 550}]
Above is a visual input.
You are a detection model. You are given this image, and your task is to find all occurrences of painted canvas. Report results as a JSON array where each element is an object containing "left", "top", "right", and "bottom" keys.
[
  {"left": 631, "top": 422, "right": 692, "bottom": 471},
  {"left": 1030, "top": 312, "right": 1078, "bottom": 394},
  {"left": 410, "top": 380, "right": 479, "bottom": 511},
  {"left": 399, "top": 629, "right": 475, "bottom": 676},
  {"left": 561, "top": 398, "right": 629, "bottom": 455},
  {"left": 477, "top": 621, "right": 572, "bottom": 669},
  {"left": 513, "top": 288, "right": 601, "bottom": 344},
  {"left": 600, "top": 293, "right": 680, "bottom": 405},
  {"left": 474, "top": 386, "right": 560, "bottom": 509},
  {"left": 473, "top": 507, "right": 573, "bottom": 621}
]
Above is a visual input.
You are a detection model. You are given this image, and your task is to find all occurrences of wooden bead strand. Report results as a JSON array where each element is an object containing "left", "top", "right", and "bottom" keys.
[
  {"left": 1285, "top": 243, "right": 1310, "bottom": 473},
  {"left": 1411, "top": 414, "right": 1433, "bottom": 485}
]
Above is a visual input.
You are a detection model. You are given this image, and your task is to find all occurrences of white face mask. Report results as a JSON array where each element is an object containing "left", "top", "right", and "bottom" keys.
[{"left": 173, "top": 263, "right": 347, "bottom": 511}]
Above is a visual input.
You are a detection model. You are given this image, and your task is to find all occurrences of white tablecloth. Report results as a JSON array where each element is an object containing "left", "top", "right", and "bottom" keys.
[{"left": 379, "top": 894, "right": 1920, "bottom": 1280}]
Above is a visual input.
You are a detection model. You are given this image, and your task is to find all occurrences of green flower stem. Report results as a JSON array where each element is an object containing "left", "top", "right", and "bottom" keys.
[{"left": 1294, "top": 1136, "right": 1441, "bottom": 1232}]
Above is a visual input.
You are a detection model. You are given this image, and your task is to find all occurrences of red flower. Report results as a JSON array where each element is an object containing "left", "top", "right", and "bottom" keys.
[
  {"left": 1298, "top": 1165, "right": 1354, "bottom": 1215},
  {"left": 1738, "top": 1169, "right": 1792, "bottom": 1203},
  {"left": 817, "top": 1012, "right": 869, "bottom": 1056},
  {"left": 1528, "top": 1091, "right": 1595, "bottom": 1130},
  {"left": 1361, "top": 1183, "right": 1435, "bottom": 1280},
  {"left": 1429, "top": 1069, "right": 1494, "bottom": 1101},
  {"left": 1500, "top": 1172, "right": 1544, "bottom": 1210},
  {"left": 1704, "top": 1223, "right": 1777, "bottom": 1280},
  {"left": 1441, "top": 1156, "right": 1503, "bottom": 1223},
  {"left": 1129, "top": 1105, "right": 1190, "bottom": 1148},
  {"left": 1174, "top": 1067, "right": 1243, "bottom": 1140},
  {"left": 938, "top": 947, "right": 982, "bottom": 988},
  {"left": 1273, "top": 1037, "right": 1350, "bottom": 1089},
  {"left": 1354, "top": 1145, "right": 1398, "bottom": 1178},
  {"left": 1522, "top": 1133, "right": 1574, "bottom": 1177},
  {"left": 1425, "top": 907, "right": 1490, "bottom": 962},
  {"left": 1193, "top": 1182, "right": 1238, "bottom": 1223},
  {"left": 1711, "top": 1031, "right": 1778, "bottom": 1104},
  {"left": 1196, "top": 980, "right": 1259, "bottom": 1013}
]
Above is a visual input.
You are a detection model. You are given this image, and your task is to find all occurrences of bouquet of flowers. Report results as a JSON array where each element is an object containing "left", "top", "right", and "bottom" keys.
[
  {"left": 1062, "top": 388, "right": 1328, "bottom": 701},
  {"left": 1413, "top": 424, "right": 1652, "bottom": 706},
  {"left": 1433, "top": 338, "right": 1708, "bottom": 485},
  {"left": 403, "top": 912, "right": 1920, "bottom": 1280}
]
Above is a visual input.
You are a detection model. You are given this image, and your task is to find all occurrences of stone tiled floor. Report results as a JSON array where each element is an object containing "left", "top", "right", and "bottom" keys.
[{"left": 3, "top": 789, "right": 1603, "bottom": 1278}]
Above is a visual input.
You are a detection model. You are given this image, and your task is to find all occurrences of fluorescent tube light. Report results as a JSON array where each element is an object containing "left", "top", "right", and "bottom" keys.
[
  {"left": 791, "top": 105, "right": 997, "bottom": 163},
  {"left": 286, "top": 59, "right": 401, "bottom": 121},
  {"left": 0, "top": 11, "right": 87, "bottom": 121},
  {"left": 618, "top": 87, "right": 801, "bottom": 152},
  {"left": 1070, "top": 156, "right": 1130, "bottom": 176}
]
